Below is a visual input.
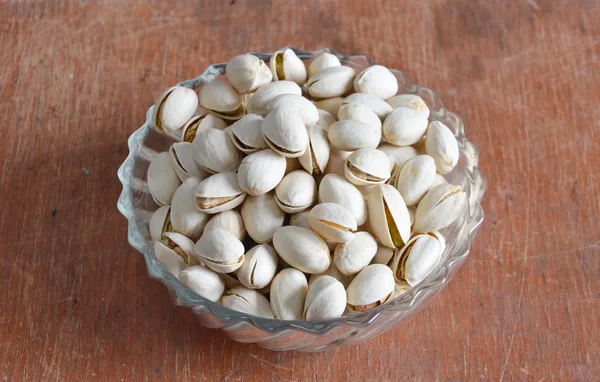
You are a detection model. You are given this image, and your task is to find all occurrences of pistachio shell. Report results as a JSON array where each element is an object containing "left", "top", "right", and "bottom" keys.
[
  {"left": 170, "top": 177, "right": 209, "bottom": 240},
  {"left": 237, "top": 244, "right": 278, "bottom": 289},
  {"left": 307, "top": 66, "right": 355, "bottom": 99},
  {"left": 303, "top": 275, "right": 346, "bottom": 321},
  {"left": 149, "top": 205, "right": 171, "bottom": 241},
  {"left": 427, "top": 230, "right": 446, "bottom": 254},
  {"left": 298, "top": 125, "right": 330, "bottom": 175},
  {"left": 315, "top": 97, "right": 345, "bottom": 117},
  {"left": 222, "top": 286, "right": 274, "bottom": 318},
  {"left": 153, "top": 86, "right": 199, "bottom": 133},
  {"left": 308, "top": 262, "right": 353, "bottom": 288},
  {"left": 315, "top": 109, "right": 337, "bottom": 130},
  {"left": 390, "top": 234, "right": 442, "bottom": 286},
  {"left": 154, "top": 240, "right": 186, "bottom": 276},
  {"left": 194, "top": 227, "right": 245, "bottom": 273},
  {"left": 237, "top": 149, "right": 287, "bottom": 196},
  {"left": 274, "top": 170, "right": 317, "bottom": 213},
  {"left": 285, "top": 157, "right": 301, "bottom": 175},
  {"left": 308, "top": 52, "right": 341, "bottom": 77},
  {"left": 270, "top": 268, "right": 308, "bottom": 320},
  {"left": 169, "top": 142, "right": 210, "bottom": 182},
  {"left": 337, "top": 102, "right": 382, "bottom": 131},
  {"left": 273, "top": 226, "right": 331, "bottom": 274},
  {"left": 266, "top": 93, "right": 319, "bottom": 126},
  {"left": 413, "top": 183, "right": 466, "bottom": 232},
  {"left": 309, "top": 203, "right": 357, "bottom": 243},
  {"left": 367, "top": 184, "right": 411, "bottom": 248},
  {"left": 198, "top": 80, "right": 244, "bottom": 120},
  {"left": 324, "top": 149, "right": 352, "bottom": 178},
  {"left": 147, "top": 152, "right": 181, "bottom": 206},
  {"left": 386, "top": 94, "right": 430, "bottom": 119},
  {"left": 179, "top": 265, "right": 225, "bottom": 302},
  {"left": 408, "top": 205, "right": 416, "bottom": 226},
  {"left": 346, "top": 264, "right": 395, "bottom": 312},
  {"left": 377, "top": 143, "right": 418, "bottom": 169},
  {"left": 227, "top": 114, "right": 267, "bottom": 154},
  {"left": 226, "top": 54, "right": 273, "bottom": 94},
  {"left": 318, "top": 174, "right": 367, "bottom": 226},
  {"left": 333, "top": 231, "right": 378, "bottom": 276},
  {"left": 204, "top": 210, "right": 246, "bottom": 241},
  {"left": 383, "top": 107, "right": 429, "bottom": 146},
  {"left": 246, "top": 80, "right": 302, "bottom": 116},
  {"left": 353, "top": 65, "right": 398, "bottom": 100},
  {"left": 261, "top": 107, "right": 308, "bottom": 158},
  {"left": 182, "top": 113, "right": 227, "bottom": 142},
  {"left": 430, "top": 173, "right": 447, "bottom": 188},
  {"left": 195, "top": 172, "right": 247, "bottom": 214},
  {"left": 425, "top": 121, "right": 459, "bottom": 174},
  {"left": 395, "top": 154, "right": 437, "bottom": 206},
  {"left": 371, "top": 241, "right": 396, "bottom": 266},
  {"left": 241, "top": 193, "right": 285, "bottom": 243},
  {"left": 345, "top": 148, "right": 391, "bottom": 186},
  {"left": 327, "top": 120, "right": 382, "bottom": 151},
  {"left": 162, "top": 231, "right": 196, "bottom": 266},
  {"left": 193, "top": 127, "right": 242, "bottom": 174},
  {"left": 343, "top": 93, "right": 393, "bottom": 120},
  {"left": 269, "top": 49, "right": 307, "bottom": 86},
  {"left": 220, "top": 273, "right": 241, "bottom": 289}
]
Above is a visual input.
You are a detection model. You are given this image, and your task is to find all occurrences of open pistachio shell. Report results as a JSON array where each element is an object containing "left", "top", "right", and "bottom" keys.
[
  {"left": 149, "top": 205, "right": 171, "bottom": 242},
  {"left": 181, "top": 113, "right": 227, "bottom": 143},
  {"left": 199, "top": 80, "right": 244, "bottom": 120},
  {"left": 382, "top": 106, "right": 429, "bottom": 146},
  {"left": 345, "top": 148, "right": 391, "bottom": 186},
  {"left": 237, "top": 149, "right": 287, "bottom": 196},
  {"left": 241, "top": 192, "right": 285, "bottom": 243},
  {"left": 226, "top": 54, "right": 273, "bottom": 94},
  {"left": 346, "top": 264, "right": 395, "bottom": 312},
  {"left": 413, "top": 183, "right": 466, "bottom": 233},
  {"left": 274, "top": 170, "right": 317, "bottom": 213},
  {"left": 298, "top": 125, "right": 330, "bottom": 176},
  {"left": 195, "top": 172, "right": 247, "bottom": 214},
  {"left": 147, "top": 152, "right": 182, "bottom": 206},
  {"left": 353, "top": 65, "right": 398, "bottom": 100},
  {"left": 194, "top": 227, "right": 245, "bottom": 273},
  {"left": 303, "top": 275, "right": 346, "bottom": 321},
  {"left": 269, "top": 49, "right": 307, "bottom": 86},
  {"left": 169, "top": 142, "right": 210, "bottom": 182},
  {"left": 227, "top": 114, "right": 267, "bottom": 154},
  {"left": 307, "top": 66, "right": 356, "bottom": 99},
  {"left": 333, "top": 231, "right": 378, "bottom": 276},
  {"left": 237, "top": 244, "right": 278, "bottom": 289},
  {"left": 270, "top": 268, "right": 308, "bottom": 320},
  {"left": 394, "top": 154, "right": 437, "bottom": 206},
  {"left": 204, "top": 210, "right": 246, "bottom": 241},
  {"left": 266, "top": 93, "right": 319, "bottom": 126},
  {"left": 318, "top": 174, "right": 367, "bottom": 226},
  {"left": 179, "top": 265, "right": 225, "bottom": 302},
  {"left": 308, "top": 52, "right": 341, "bottom": 77},
  {"left": 390, "top": 234, "right": 442, "bottom": 286},
  {"left": 246, "top": 80, "right": 302, "bottom": 116},
  {"left": 309, "top": 202, "right": 357, "bottom": 243},
  {"left": 153, "top": 86, "right": 199, "bottom": 133},
  {"left": 170, "top": 177, "right": 209, "bottom": 241},
  {"left": 154, "top": 240, "right": 186, "bottom": 277},
  {"left": 162, "top": 231, "right": 196, "bottom": 266},
  {"left": 273, "top": 226, "right": 331, "bottom": 274},
  {"left": 222, "top": 286, "right": 274, "bottom": 318},
  {"left": 193, "top": 127, "right": 242, "bottom": 174},
  {"left": 261, "top": 107, "right": 308, "bottom": 158},
  {"left": 367, "top": 184, "right": 411, "bottom": 248}
]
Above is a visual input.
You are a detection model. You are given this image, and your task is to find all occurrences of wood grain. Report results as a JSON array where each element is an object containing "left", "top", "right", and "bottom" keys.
[{"left": 0, "top": 0, "right": 598, "bottom": 380}]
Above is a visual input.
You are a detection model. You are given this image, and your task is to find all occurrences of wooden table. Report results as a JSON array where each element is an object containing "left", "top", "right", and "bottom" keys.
[{"left": 1, "top": 1, "right": 598, "bottom": 380}]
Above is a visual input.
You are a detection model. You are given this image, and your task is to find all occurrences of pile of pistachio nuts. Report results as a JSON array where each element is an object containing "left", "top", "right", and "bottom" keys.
[{"left": 146, "top": 49, "right": 466, "bottom": 321}]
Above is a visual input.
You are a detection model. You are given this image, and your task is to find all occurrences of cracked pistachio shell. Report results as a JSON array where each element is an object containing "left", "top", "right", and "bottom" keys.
[
  {"left": 153, "top": 86, "right": 199, "bottom": 133},
  {"left": 308, "top": 262, "right": 353, "bottom": 289},
  {"left": 162, "top": 231, "right": 197, "bottom": 266},
  {"left": 274, "top": 170, "right": 317, "bottom": 213},
  {"left": 222, "top": 286, "right": 274, "bottom": 318},
  {"left": 170, "top": 177, "right": 209, "bottom": 240},
  {"left": 169, "top": 142, "right": 210, "bottom": 182},
  {"left": 269, "top": 49, "right": 307, "bottom": 85},
  {"left": 315, "top": 109, "right": 337, "bottom": 130},
  {"left": 334, "top": 231, "right": 378, "bottom": 276},
  {"left": 266, "top": 93, "right": 319, "bottom": 126},
  {"left": 182, "top": 113, "right": 227, "bottom": 142},
  {"left": 337, "top": 102, "right": 382, "bottom": 131},
  {"left": 150, "top": 205, "right": 171, "bottom": 241},
  {"left": 308, "top": 52, "right": 341, "bottom": 77},
  {"left": 227, "top": 114, "right": 267, "bottom": 154},
  {"left": 298, "top": 125, "right": 330, "bottom": 176},
  {"left": 309, "top": 203, "right": 357, "bottom": 243},
  {"left": 383, "top": 107, "right": 429, "bottom": 146},
  {"left": 413, "top": 183, "right": 467, "bottom": 233},
  {"left": 237, "top": 244, "right": 278, "bottom": 289},
  {"left": 226, "top": 54, "right": 273, "bottom": 94},
  {"left": 395, "top": 154, "right": 437, "bottom": 206},
  {"left": 372, "top": 241, "right": 397, "bottom": 266},
  {"left": 328, "top": 119, "right": 382, "bottom": 151},
  {"left": 237, "top": 149, "right": 287, "bottom": 196},
  {"left": 198, "top": 80, "right": 244, "bottom": 120},
  {"left": 194, "top": 228, "right": 245, "bottom": 273},
  {"left": 195, "top": 172, "right": 247, "bottom": 214},
  {"left": 289, "top": 209, "right": 312, "bottom": 230},
  {"left": 154, "top": 240, "right": 186, "bottom": 276},
  {"left": 307, "top": 66, "right": 356, "bottom": 99},
  {"left": 179, "top": 265, "right": 225, "bottom": 302},
  {"left": 390, "top": 234, "right": 442, "bottom": 286},
  {"left": 315, "top": 97, "right": 345, "bottom": 117},
  {"left": 193, "top": 127, "right": 242, "bottom": 174},
  {"left": 303, "top": 275, "right": 346, "bottom": 321},
  {"left": 353, "top": 65, "right": 398, "bottom": 100},
  {"left": 270, "top": 268, "right": 308, "bottom": 320},
  {"left": 261, "top": 107, "right": 308, "bottom": 158},
  {"left": 343, "top": 93, "right": 393, "bottom": 120},
  {"left": 346, "top": 264, "right": 395, "bottom": 312},
  {"left": 425, "top": 121, "right": 459, "bottom": 174},
  {"left": 426, "top": 230, "right": 446, "bottom": 254},
  {"left": 387, "top": 94, "right": 430, "bottom": 119},
  {"left": 241, "top": 193, "right": 285, "bottom": 243},
  {"left": 318, "top": 174, "right": 367, "bottom": 226},
  {"left": 246, "top": 80, "right": 302, "bottom": 116},
  {"left": 345, "top": 148, "right": 391, "bottom": 186},
  {"left": 148, "top": 152, "right": 181, "bottom": 206},
  {"left": 204, "top": 210, "right": 246, "bottom": 241},
  {"left": 325, "top": 149, "right": 352, "bottom": 178},
  {"left": 367, "top": 184, "right": 411, "bottom": 248},
  {"left": 273, "top": 226, "right": 331, "bottom": 274}
]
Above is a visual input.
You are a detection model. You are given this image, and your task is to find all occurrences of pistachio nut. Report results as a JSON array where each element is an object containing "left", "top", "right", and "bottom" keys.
[
  {"left": 343, "top": 93, "right": 393, "bottom": 120},
  {"left": 266, "top": 93, "right": 319, "bottom": 126},
  {"left": 153, "top": 86, "right": 199, "bottom": 133},
  {"left": 182, "top": 113, "right": 227, "bottom": 143},
  {"left": 204, "top": 210, "right": 246, "bottom": 241},
  {"left": 179, "top": 265, "right": 226, "bottom": 302},
  {"left": 367, "top": 184, "right": 411, "bottom": 248},
  {"left": 227, "top": 114, "right": 267, "bottom": 154},
  {"left": 289, "top": 209, "right": 311, "bottom": 230},
  {"left": 149, "top": 205, "right": 171, "bottom": 241},
  {"left": 413, "top": 183, "right": 466, "bottom": 233},
  {"left": 160, "top": 231, "right": 196, "bottom": 265},
  {"left": 246, "top": 80, "right": 302, "bottom": 116},
  {"left": 337, "top": 102, "right": 382, "bottom": 131},
  {"left": 298, "top": 125, "right": 330, "bottom": 176},
  {"left": 274, "top": 170, "right": 317, "bottom": 213},
  {"left": 324, "top": 149, "right": 352, "bottom": 178},
  {"left": 303, "top": 275, "right": 346, "bottom": 321},
  {"left": 221, "top": 286, "right": 274, "bottom": 318},
  {"left": 394, "top": 154, "right": 437, "bottom": 206},
  {"left": 170, "top": 177, "right": 209, "bottom": 240},
  {"left": 193, "top": 126, "right": 242, "bottom": 174},
  {"left": 308, "top": 262, "right": 353, "bottom": 288},
  {"left": 309, "top": 202, "right": 357, "bottom": 243},
  {"left": 390, "top": 234, "right": 442, "bottom": 286},
  {"left": 241, "top": 192, "right": 285, "bottom": 243},
  {"left": 226, "top": 54, "right": 273, "bottom": 94},
  {"left": 333, "top": 231, "right": 378, "bottom": 276},
  {"left": 237, "top": 149, "right": 287, "bottom": 196},
  {"left": 346, "top": 264, "right": 395, "bottom": 312},
  {"left": 198, "top": 80, "right": 244, "bottom": 120},
  {"left": 426, "top": 230, "right": 446, "bottom": 254},
  {"left": 353, "top": 65, "right": 398, "bottom": 100},
  {"left": 169, "top": 142, "right": 210, "bottom": 182},
  {"left": 261, "top": 107, "right": 308, "bottom": 158},
  {"left": 425, "top": 121, "right": 459, "bottom": 174},
  {"left": 315, "top": 97, "right": 345, "bottom": 117},
  {"left": 386, "top": 94, "right": 430, "bottom": 119},
  {"left": 318, "top": 174, "right": 367, "bottom": 226},
  {"left": 272, "top": 226, "right": 331, "bottom": 274},
  {"left": 327, "top": 120, "right": 381, "bottom": 151},
  {"left": 269, "top": 49, "right": 307, "bottom": 86},
  {"left": 195, "top": 172, "right": 247, "bottom": 214},
  {"left": 237, "top": 244, "right": 279, "bottom": 289},
  {"left": 382, "top": 106, "right": 429, "bottom": 146},
  {"left": 194, "top": 227, "right": 245, "bottom": 273},
  {"left": 270, "top": 268, "right": 308, "bottom": 320},
  {"left": 308, "top": 52, "right": 341, "bottom": 77},
  {"left": 345, "top": 148, "right": 391, "bottom": 186},
  {"left": 371, "top": 241, "right": 396, "bottom": 266},
  {"left": 307, "top": 66, "right": 356, "bottom": 99},
  {"left": 154, "top": 240, "right": 186, "bottom": 276},
  {"left": 315, "top": 109, "right": 337, "bottom": 130}
]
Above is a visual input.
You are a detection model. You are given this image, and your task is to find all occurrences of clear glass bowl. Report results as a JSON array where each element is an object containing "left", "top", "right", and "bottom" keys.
[{"left": 117, "top": 48, "right": 487, "bottom": 352}]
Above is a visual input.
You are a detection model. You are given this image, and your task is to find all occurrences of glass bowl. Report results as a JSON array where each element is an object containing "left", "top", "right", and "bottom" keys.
[{"left": 117, "top": 48, "right": 487, "bottom": 352}]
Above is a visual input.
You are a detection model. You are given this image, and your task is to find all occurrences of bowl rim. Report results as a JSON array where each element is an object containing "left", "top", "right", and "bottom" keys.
[{"left": 117, "top": 47, "right": 487, "bottom": 334}]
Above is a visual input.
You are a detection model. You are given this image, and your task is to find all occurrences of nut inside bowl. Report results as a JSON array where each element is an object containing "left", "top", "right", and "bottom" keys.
[{"left": 117, "top": 47, "right": 486, "bottom": 352}]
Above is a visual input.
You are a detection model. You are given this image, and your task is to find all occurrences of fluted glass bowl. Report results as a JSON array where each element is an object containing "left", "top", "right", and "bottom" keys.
[{"left": 117, "top": 48, "right": 486, "bottom": 352}]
